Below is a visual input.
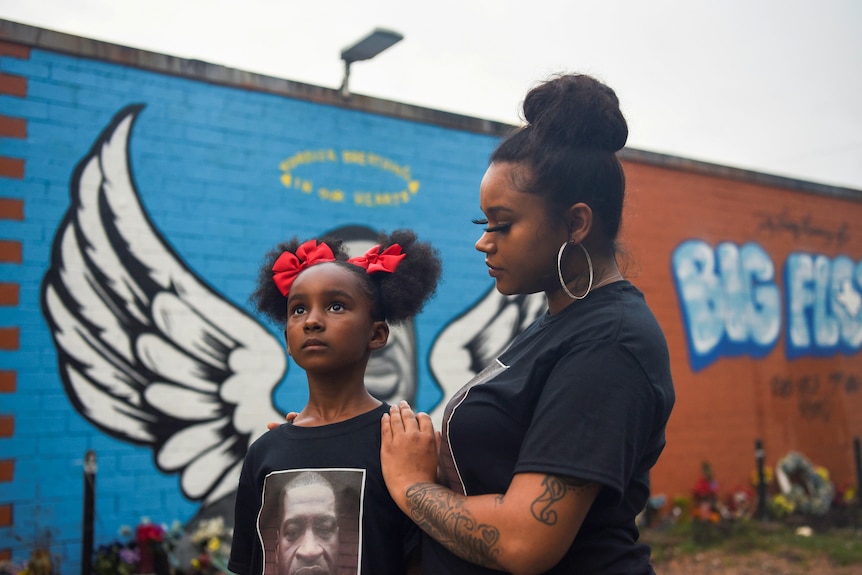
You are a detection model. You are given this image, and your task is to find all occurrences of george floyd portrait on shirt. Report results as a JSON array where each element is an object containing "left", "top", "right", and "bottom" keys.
[{"left": 259, "top": 469, "right": 364, "bottom": 575}]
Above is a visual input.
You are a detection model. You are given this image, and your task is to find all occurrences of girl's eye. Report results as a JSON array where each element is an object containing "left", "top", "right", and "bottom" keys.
[
  {"left": 329, "top": 303, "right": 345, "bottom": 312},
  {"left": 290, "top": 305, "right": 306, "bottom": 316},
  {"left": 472, "top": 218, "right": 511, "bottom": 233}
]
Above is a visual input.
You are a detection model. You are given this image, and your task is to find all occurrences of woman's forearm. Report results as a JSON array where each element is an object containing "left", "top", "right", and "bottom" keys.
[
  {"left": 403, "top": 482, "right": 505, "bottom": 570},
  {"left": 398, "top": 474, "right": 600, "bottom": 575}
]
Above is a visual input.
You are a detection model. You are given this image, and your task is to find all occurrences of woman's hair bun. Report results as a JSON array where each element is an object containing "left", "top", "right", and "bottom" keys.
[{"left": 522, "top": 74, "right": 628, "bottom": 152}]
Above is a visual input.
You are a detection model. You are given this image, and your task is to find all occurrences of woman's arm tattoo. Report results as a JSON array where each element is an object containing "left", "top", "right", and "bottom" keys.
[
  {"left": 405, "top": 483, "right": 501, "bottom": 568},
  {"left": 530, "top": 475, "right": 591, "bottom": 526}
]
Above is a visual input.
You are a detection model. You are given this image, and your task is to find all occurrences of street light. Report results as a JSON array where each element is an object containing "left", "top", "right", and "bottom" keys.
[{"left": 339, "top": 28, "right": 404, "bottom": 98}]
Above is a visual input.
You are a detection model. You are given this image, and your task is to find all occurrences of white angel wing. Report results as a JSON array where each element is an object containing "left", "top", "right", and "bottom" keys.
[
  {"left": 427, "top": 286, "right": 545, "bottom": 426},
  {"left": 40, "top": 105, "right": 286, "bottom": 506}
]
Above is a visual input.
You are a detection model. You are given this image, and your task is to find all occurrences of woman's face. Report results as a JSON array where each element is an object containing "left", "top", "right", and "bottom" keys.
[{"left": 475, "top": 162, "right": 568, "bottom": 298}]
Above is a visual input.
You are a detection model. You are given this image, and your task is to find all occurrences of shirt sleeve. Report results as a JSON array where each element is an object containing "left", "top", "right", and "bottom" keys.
[{"left": 514, "top": 340, "right": 657, "bottom": 499}]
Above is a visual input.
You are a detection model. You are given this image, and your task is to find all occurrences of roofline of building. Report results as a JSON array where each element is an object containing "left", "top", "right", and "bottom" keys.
[
  {"left": 618, "top": 148, "right": 861, "bottom": 200},
  {"left": 2, "top": 18, "right": 859, "bottom": 200}
]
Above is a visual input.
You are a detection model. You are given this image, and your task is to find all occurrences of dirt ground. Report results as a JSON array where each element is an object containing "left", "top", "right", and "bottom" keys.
[{"left": 653, "top": 549, "right": 862, "bottom": 575}]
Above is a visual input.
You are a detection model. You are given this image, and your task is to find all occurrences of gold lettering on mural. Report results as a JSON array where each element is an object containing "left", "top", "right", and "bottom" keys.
[
  {"left": 279, "top": 149, "right": 338, "bottom": 172},
  {"left": 280, "top": 148, "right": 420, "bottom": 207},
  {"left": 342, "top": 150, "right": 366, "bottom": 165},
  {"left": 366, "top": 153, "right": 412, "bottom": 180},
  {"left": 280, "top": 175, "right": 315, "bottom": 194},
  {"left": 318, "top": 188, "right": 345, "bottom": 202},
  {"left": 354, "top": 189, "right": 414, "bottom": 207}
]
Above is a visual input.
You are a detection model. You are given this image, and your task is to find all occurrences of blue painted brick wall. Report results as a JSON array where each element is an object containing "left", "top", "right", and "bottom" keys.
[{"left": 0, "top": 42, "right": 501, "bottom": 571}]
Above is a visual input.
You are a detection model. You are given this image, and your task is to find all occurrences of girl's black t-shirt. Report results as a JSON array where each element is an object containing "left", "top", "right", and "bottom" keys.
[{"left": 229, "top": 404, "right": 418, "bottom": 575}]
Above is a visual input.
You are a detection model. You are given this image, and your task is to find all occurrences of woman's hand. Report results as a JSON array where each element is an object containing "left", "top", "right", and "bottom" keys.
[
  {"left": 267, "top": 411, "right": 298, "bottom": 430},
  {"left": 380, "top": 401, "right": 439, "bottom": 509}
]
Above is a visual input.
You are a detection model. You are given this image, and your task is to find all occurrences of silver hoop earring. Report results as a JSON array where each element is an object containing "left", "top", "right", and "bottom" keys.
[{"left": 557, "top": 241, "right": 593, "bottom": 300}]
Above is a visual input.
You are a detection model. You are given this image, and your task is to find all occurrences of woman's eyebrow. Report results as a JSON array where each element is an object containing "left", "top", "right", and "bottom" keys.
[{"left": 482, "top": 206, "right": 514, "bottom": 217}]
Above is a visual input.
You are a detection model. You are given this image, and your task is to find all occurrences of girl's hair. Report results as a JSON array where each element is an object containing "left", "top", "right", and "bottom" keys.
[
  {"left": 490, "top": 73, "right": 628, "bottom": 241},
  {"left": 251, "top": 228, "right": 442, "bottom": 325}
]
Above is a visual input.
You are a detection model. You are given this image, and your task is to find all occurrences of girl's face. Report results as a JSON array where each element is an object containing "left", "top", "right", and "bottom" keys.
[
  {"left": 475, "top": 162, "right": 569, "bottom": 302},
  {"left": 285, "top": 263, "right": 387, "bottom": 374}
]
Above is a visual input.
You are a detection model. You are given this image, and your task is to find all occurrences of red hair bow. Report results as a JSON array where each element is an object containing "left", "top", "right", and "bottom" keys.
[
  {"left": 348, "top": 244, "right": 405, "bottom": 274},
  {"left": 272, "top": 240, "right": 336, "bottom": 296}
]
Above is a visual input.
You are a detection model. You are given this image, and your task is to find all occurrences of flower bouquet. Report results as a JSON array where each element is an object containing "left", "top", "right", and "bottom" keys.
[{"left": 186, "top": 517, "right": 231, "bottom": 575}]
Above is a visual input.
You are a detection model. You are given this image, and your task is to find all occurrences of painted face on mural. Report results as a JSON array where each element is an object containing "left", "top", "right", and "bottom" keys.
[
  {"left": 335, "top": 227, "right": 418, "bottom": 404},
  {"left": 277, "top": 477, "right": 340, "bottom": 575},
  {"left": 475, "top": 162, "right": 567, "bottom": 297},
  {"left": 285, "top": 263, "right": 386, "bottom": 375},
  {"left": 363, "top": 321, "right": 415, "bottom": 402}
]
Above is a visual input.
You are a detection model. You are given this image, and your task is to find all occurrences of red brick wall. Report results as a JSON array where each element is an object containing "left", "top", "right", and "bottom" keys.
[
  {"left": 0, "top": 39, "right": 25, "bottom": 562},
  {"left": 622, "top": 160, "right": 862, "bottom": 501}
]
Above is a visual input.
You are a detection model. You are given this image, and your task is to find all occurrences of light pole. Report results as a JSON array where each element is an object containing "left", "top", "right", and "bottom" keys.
[{"left": 339, "top": 28, "right": 403, "bottom": 98}]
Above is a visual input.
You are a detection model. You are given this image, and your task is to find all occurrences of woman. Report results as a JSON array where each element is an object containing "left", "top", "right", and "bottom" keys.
[{"left": 380, "top": 74, "right": 675, "bottom": 575}]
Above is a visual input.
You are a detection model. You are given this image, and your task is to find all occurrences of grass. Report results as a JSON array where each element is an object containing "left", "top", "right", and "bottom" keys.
[{"left": 641, "top": 516, "right": 862, "bottom": 567}]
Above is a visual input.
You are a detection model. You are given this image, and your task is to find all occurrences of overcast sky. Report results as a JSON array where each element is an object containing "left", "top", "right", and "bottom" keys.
[{"left": 2, "top": 0, "right": 860, "bottom": 190}]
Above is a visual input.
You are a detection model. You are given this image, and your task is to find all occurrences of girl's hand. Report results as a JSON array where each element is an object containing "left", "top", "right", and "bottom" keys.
[
  {"left": 380, "top": 401, "right": 439, "bottom": 508},
  {"left": 267, "top": 412, "right": 298, "bottom": 430}
]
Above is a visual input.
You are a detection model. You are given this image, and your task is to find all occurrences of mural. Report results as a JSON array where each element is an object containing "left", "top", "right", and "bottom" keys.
[
  {"left": 41, "top": 106, "right": 283, "bottom": 519},
  {"left": 672, "top": 238, "right": 862, "bottom": 371},
  {"left": 279, "top": 148, "right": 420, "bottom": 207},
  {"left": 36, "top": 104, "right": 544, "bottom": 544}
]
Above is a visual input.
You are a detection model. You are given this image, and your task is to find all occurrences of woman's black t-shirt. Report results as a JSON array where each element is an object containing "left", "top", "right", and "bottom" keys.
[{"left": 426, "top": 282, "right": 675, "bottom": 574}]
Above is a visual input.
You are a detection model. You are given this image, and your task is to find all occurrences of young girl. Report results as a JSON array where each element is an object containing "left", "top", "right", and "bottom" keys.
[{"left": 229, "top": 229, "right": 441, "bottom": 575}]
